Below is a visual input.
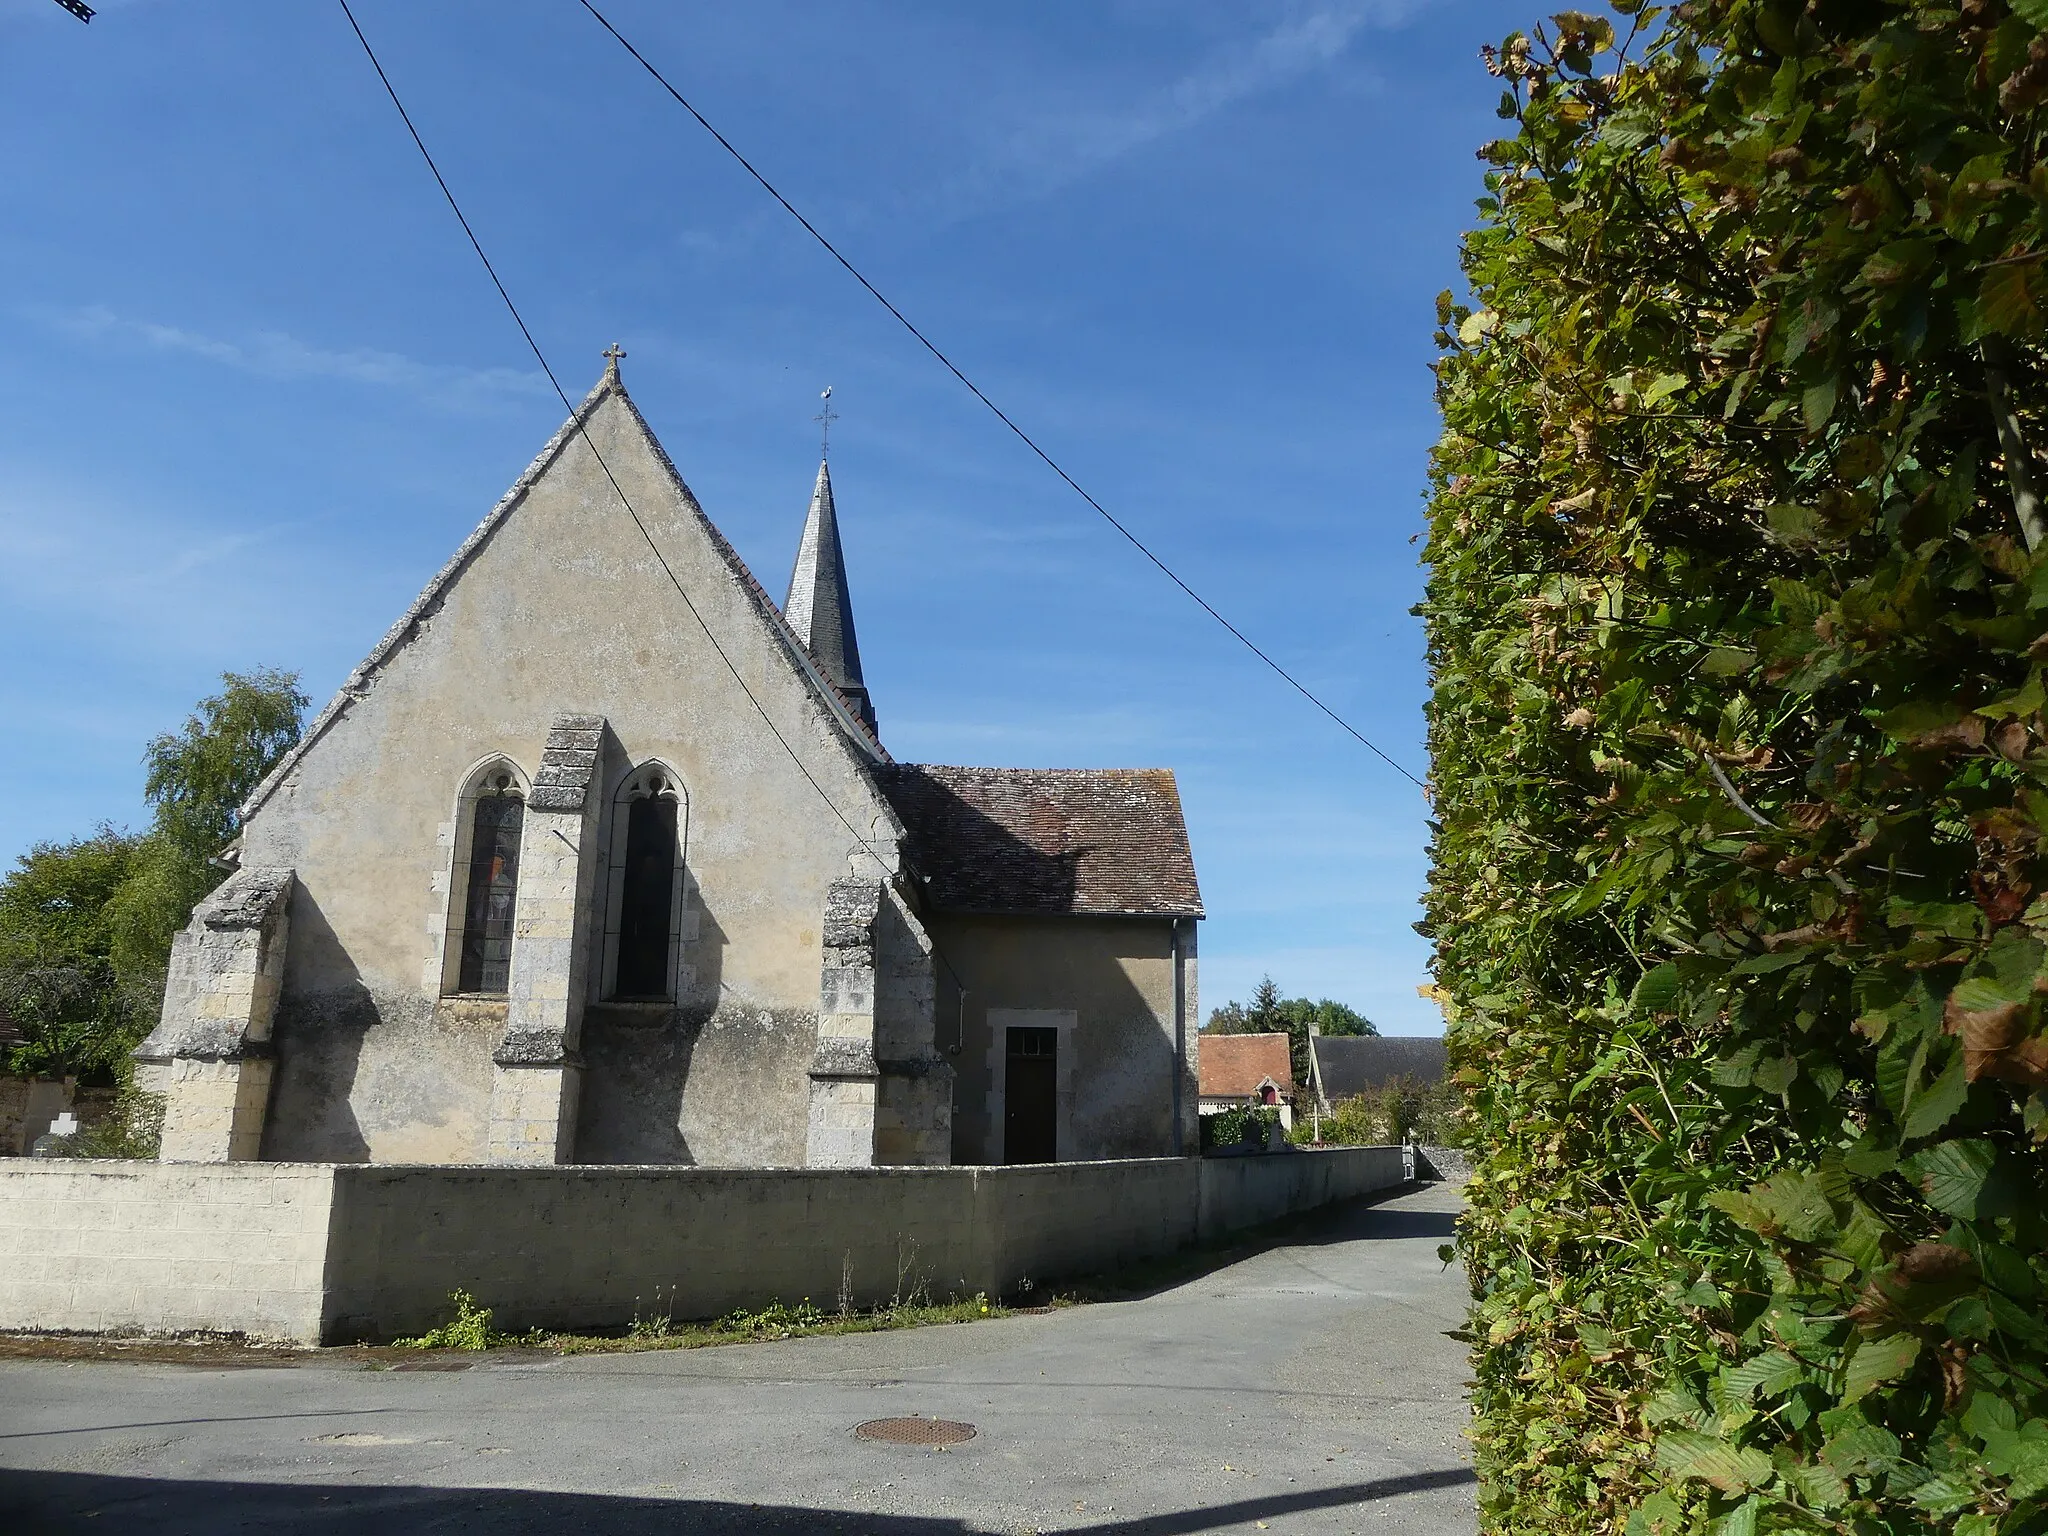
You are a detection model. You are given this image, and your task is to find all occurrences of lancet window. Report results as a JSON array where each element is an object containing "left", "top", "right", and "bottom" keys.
[
  {"left": 455, "top": 770, "right": 525, "bottom": 995},
  {"left": 603, "top": 764, "right": 688, "bottom": 1001}
]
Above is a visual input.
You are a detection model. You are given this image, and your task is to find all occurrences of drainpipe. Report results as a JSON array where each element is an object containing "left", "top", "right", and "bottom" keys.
[{"left": 1170, "top": 919, "right": 1186, "bottom": 1157}]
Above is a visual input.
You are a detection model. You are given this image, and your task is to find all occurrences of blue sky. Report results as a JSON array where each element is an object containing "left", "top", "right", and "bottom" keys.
[{"left": 0, "top": 0, "right": 1529, "bottom": 1034}]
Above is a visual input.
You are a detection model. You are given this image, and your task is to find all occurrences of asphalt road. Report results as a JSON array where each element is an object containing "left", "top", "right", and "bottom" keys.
[{"left": 0, "top": 1181, "right": 1473, "bottom": 1536}]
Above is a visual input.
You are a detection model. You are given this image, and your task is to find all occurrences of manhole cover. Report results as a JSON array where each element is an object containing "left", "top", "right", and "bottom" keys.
[{"left": 854, "top": 1417, "right": 977, "bottom": 1446}]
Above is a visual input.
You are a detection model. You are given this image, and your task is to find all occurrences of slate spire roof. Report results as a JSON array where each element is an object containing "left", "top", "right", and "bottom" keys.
[{"left": 783, "top": 459, "right": 878, "bottom": 738}]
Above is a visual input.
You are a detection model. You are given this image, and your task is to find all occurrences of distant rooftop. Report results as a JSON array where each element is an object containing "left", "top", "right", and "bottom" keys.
[
  {"left": 1198, "top": 1032, "right": 1293, "bottom": 1100},
  {"left": 1312, "top": 1035, "right": 1447, "bottom": 1100}
]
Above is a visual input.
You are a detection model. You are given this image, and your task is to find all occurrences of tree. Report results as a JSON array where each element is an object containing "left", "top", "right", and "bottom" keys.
[
  {"left": 1204, "top": 975, "right": 1377, "bottom": 1087},
  {"left": 0, "top": 830, "right": 142, "bottom": 1078},
  {"left": 0, "top": 669, "right": 307, "bottom": 1080},
  {"left": 107, "top": 668, "right": 308, "bottom": 994},
  {"left": 1427, "top": 3, "right": 2048, "bottom": 1531}
]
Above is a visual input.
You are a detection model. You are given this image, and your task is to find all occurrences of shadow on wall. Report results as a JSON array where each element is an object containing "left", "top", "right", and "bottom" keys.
[
  {"left": 263, "top": 886, "right": 503, "bottom": 1164},
  {"left": 576, "top": 901, "right": 828, "bottom": 1169},
  {"left": 261, "top": 886, "right": 371, "bottom": 1163},
  {"left": 573, "top": 876, "right": 730, "bottom": 1166},
  {"left": 574, "top": 1005, "right": 700, "bottom": 1165},
  {"left": 0, "top": 1468, "right": 1478, "bottom": 1536}
]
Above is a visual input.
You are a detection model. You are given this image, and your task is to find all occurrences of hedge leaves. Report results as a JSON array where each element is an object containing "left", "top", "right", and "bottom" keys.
[{"left": 1424, "top": 2, "right": 2048, "bottom": 1531}]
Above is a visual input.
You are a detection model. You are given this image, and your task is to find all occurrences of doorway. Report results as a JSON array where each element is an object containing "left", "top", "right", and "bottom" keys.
[{"left": 1004, "top": 1026, "right": 1059, "bottom": 1164}]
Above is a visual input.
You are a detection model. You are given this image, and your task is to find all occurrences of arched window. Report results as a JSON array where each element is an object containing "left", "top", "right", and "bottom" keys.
[
  {"left": 458, "top": 772, "right": 525, "bottom": 995},
  {"left": 438, "top": 758, "right": 529, "bottom": 998},
  {"left": 601, "top": 764, "right": 688, "bottom": 1001}
]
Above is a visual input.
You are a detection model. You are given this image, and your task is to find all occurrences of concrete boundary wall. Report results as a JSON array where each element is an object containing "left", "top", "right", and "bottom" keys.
[
  {"left": 0, "top": 1162, "right": 338, "bottom": 1342},
  {"left": 2, "top": 1147, "right": 1405, "bottom": 1344}
]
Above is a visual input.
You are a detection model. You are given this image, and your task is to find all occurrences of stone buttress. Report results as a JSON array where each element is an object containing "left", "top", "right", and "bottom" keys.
[
  {"left": 488, "top": 713, "right": 605, "bottom": 1163},
  {"left": 136, "top": 867, "right": 295, "bottom": 1161},
  {"left": 804, "top": 872, "right": 949, "bottom": 1168},
  {"left": 805, "top": 878, "right": 883, "bottom": 1168}
]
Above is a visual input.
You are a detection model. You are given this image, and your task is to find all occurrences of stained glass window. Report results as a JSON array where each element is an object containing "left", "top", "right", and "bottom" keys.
[{"left": 458, "top": 780, "right": 523, "bottom": 994}]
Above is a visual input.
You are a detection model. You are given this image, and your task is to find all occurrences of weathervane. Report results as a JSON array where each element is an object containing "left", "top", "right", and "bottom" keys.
[{"left": 815, "top": 386, "right": 838, "bottom": 461}]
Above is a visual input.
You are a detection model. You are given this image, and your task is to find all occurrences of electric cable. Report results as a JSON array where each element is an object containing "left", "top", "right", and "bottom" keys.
[
  {"left": 335, "top": 0, "right": 984, "bottom": 1011},
  {"left": 572, "top": 0, "right": 1424, "bottom": 789}
]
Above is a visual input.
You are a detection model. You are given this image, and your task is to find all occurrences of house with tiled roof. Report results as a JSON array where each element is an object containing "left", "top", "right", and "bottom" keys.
[
  {"left": 1197, "top": 1031, "right": 1295, "bottom": 1130},
  {"left": 1308, "top": 1035, "right": 1447, "bottom": 1107},
  {"left": 136, "top": 356, "right": 1202, "bottom": 1171}
]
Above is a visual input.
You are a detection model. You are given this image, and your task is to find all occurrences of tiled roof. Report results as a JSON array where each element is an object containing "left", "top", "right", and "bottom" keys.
[
  {"left": 1312, "top": 1035, "right": 1447, "bottom": 1099},
  {"left": 877, "top": 765, "right": 1202, "bottom": 918},
  {"left": 1198, "top": 1032, "right": 1293, "bottom": 1099}
]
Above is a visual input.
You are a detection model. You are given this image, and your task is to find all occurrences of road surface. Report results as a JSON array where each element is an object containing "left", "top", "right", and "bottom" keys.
[{"left": 0, "top": 1180, "right": 1472, "bottom": 1535}]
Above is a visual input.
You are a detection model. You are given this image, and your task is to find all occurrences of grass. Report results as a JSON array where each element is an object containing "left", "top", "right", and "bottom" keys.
[{"left": 390, "top": 1286, "right": 1008, "bottom": 1356}]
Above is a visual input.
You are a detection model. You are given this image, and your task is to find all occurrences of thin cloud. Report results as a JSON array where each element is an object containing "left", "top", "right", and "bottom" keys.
[
  {"left": 31, "top": 306, "right": 548, "bottom": 410},
  {"left": 931, "top": 1, "right": 1412, "bottom": 217}
]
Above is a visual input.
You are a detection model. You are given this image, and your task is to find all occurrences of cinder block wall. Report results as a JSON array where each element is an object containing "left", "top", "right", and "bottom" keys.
[
  {"left": 0, "top": 1162, "right": 336, "bottom": 1340},
  {"left": 0, "top": 1148, "right": 1405, "bottom": 1345}
]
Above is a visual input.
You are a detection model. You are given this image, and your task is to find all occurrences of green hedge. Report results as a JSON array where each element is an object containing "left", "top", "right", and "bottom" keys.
[
  {"left": 1424, "top": 4, "right": 2048, "bottom": 1532},
  {"left": 1204, "top": 1104, "right": 1283, "bottom": 1151}
]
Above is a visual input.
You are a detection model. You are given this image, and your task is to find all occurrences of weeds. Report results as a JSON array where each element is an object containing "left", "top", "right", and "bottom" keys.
[
  {"left": 394, "top": 1290, "right": 546, "bottom": 1351},
  {"left": 395, "top": 1290, "right": 499, "bottom": 1351},
  {"left": 392, "top": 1286, "right": 1006, "bottom": 1356}
]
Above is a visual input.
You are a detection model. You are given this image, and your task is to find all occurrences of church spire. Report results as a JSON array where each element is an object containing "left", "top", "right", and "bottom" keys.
[{"left": 784, "top": 458, "right": 877, "bottom": 738}]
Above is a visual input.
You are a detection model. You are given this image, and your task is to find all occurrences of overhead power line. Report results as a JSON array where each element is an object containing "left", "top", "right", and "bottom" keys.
[
  {"left": 334, "top": 1, "right": 888, "bottom": 872},
  {"left": 332, "top": 0, "right": 980, "bottom": 1009},
  {"left": 573, "top": 0, "right": 1424, "bottom": 790}
]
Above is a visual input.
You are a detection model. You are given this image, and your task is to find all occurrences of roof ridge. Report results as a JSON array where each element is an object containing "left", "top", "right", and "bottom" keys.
[
  {"left": 241, "top": 366, "right": 896, "bottom": 837},
  {"left": 893, "top": 764, "right": 1172, "bottom": 776},
  {"left": 241, "top": 367, "right": 621, "bottom": 825},
  {"left": 604, "top": 388, "right": 892, "bottom": 767}
]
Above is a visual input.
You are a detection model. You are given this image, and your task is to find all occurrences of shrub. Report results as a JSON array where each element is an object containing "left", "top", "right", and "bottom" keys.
[
  {"left": 1205, "top": 1104, "right": 1283, "bottom": 1152},
  {"left": 1294, "top": 1079, "right": 1466, "bottom": 1147},
  {"left": 45, "top": 1088, "right": 164, "bottom": 1160},
  {"left": 1427, "top": 4, "right": 2048, "bottom": 1531}
]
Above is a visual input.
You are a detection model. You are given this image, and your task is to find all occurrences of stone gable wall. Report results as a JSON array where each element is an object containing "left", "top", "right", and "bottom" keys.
[{"left": 237, "top": 391, "right": 902, "bottom": 1165}]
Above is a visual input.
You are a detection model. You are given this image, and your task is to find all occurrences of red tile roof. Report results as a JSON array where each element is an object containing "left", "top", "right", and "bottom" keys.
[
  {"left": 1199, "top": 1033, "right": 1294, "bottom": 1099},
  {"left": 878, "top": 765, "right": 1202, "bottom": 918}
]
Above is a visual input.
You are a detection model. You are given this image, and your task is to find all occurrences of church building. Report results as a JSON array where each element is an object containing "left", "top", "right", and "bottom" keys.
[{"left": 135, "top": 356, "right": 1203, "bottom": 1169}]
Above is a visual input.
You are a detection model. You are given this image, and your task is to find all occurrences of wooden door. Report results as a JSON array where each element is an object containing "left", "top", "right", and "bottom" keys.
[{"left": 1004, "top": 1026, "right": 1058, "bottom": 1164}]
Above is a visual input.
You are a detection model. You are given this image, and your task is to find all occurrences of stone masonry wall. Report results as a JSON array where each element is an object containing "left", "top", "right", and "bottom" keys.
[
  {"left": 0, "top": 1148, "right": 1405, "bottom": 1344},
  {"left": 0, "top": 1162, "right": 336, "bottom": 1340}
]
